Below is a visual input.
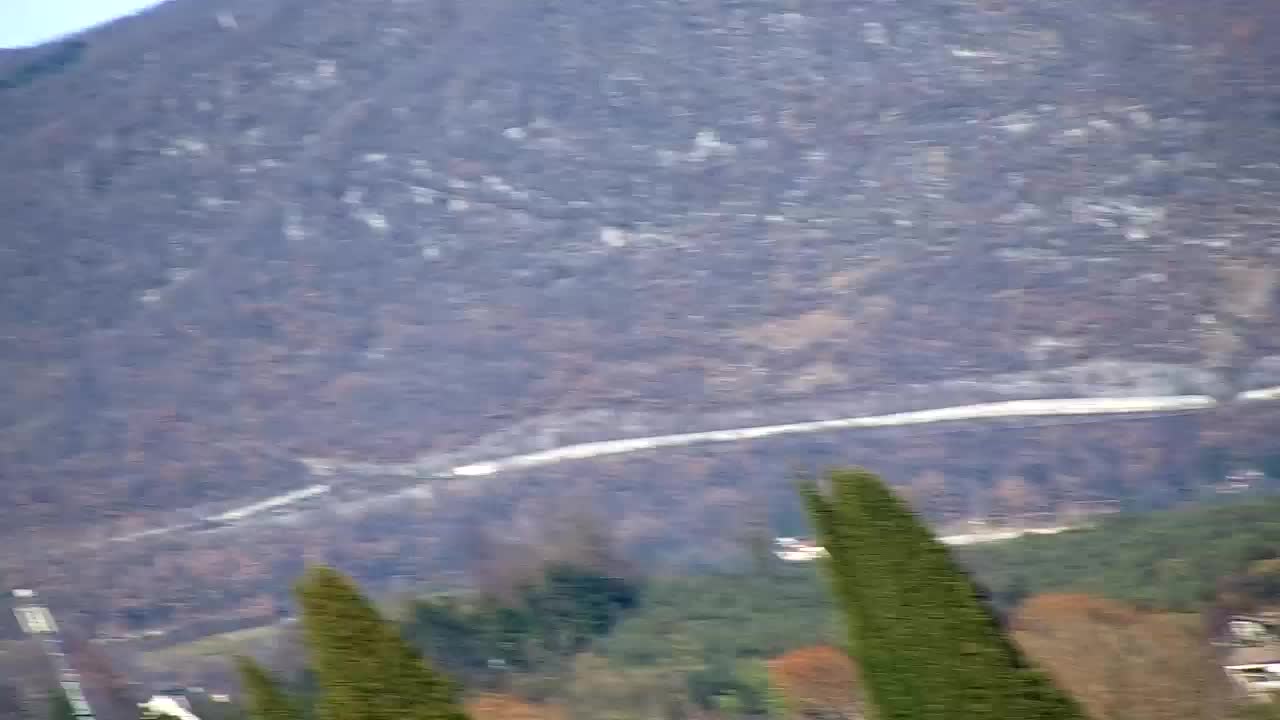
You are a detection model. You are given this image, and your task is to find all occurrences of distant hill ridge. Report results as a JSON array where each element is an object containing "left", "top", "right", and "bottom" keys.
[{"left": 2, "top": 0, "right": 1280, "bottom": 632}]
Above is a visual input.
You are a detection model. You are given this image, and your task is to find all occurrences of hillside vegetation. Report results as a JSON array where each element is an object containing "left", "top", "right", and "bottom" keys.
[
  {"left": 215, "top": 478, "right": 1280, "bottom": 720},
  {"left": 550, "top": 493, "right": 1280, "bottom": 714},
  {"left": 5, "top": 0, "right": 1280, "bottom": 532},
  {"left": 961, "top": 493, "right": 1280, "bottom": 611},
  {"left": 4, "top": 0, "right": 1280, "bottom": 632}
]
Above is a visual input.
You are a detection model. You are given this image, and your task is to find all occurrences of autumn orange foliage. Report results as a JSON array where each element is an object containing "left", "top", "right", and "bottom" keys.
[
  {"left": 1012, "top": 594, "right": 1229, "bottom": 720},
  {"left": 766, "top": 645, "right": 862, "bottom": 719},
  {"left": 464, "top": 694, "right": 566, "bottom": 720}
]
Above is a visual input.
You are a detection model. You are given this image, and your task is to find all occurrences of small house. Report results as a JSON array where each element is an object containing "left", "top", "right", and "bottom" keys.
[
  {"left": 774, "top": 537, "right": 829, "bottom": 562},
  {"left": 139, "top": 695, "right": 202, "bottom": 720}
]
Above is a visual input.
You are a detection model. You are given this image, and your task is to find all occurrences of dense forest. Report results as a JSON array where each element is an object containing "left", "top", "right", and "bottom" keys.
[
  {"left": 15, "top": 480, "right": 1278, "bottom": 720},
  {"left": 165, "top": 481, "right": 1280, "bottom": 720},
  {"left": 960, "top": 493, "right": 1280, "bottom": 612}
]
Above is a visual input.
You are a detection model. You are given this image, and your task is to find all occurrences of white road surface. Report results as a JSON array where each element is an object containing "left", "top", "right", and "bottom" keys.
[
  {"left": 446, "top": 395, "right": 1218, "bottom": 478},
  {"left": 97, "top": 385, "right": 1280, "bottom": 543}
]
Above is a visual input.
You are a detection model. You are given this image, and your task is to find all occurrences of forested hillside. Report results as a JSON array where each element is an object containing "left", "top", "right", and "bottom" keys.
[
  {"left": 4, "top": 0, "right": 1280, "bottom": 633},
  {"left": 127, "top": 492, "right": 1280, "bottom": 713},
  {"left": 959, "top": 493, "right": 1280, "bottom": 611},
  {"left": 172, "top": 482, "right": 1279, "bottom": 720},
  {"left": 424, "top": 489, "right": 1280, "bottom": 719}
]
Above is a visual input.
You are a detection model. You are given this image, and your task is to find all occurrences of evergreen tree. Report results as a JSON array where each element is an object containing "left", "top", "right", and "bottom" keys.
[
  {"left": 235, "top": 656, "right": 301, "bottom": 720},
  {"left": 294, "top": 566, "right": 469, "bottom": 720},
  {"left": 49, "top": 689, "right": 76, "bottom": 720},
  {"left": 801, "top": 468, "right": 1087, "bottom": 720}
]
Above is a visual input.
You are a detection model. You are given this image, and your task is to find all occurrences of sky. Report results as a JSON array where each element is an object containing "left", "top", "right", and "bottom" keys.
[{"left": 1, "top": 0, "right": 171, "bottom": 49}]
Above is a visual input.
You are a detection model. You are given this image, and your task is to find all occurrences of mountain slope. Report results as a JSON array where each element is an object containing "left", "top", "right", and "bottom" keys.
[{"left": 3, "top": 0, "right": 1280, "bottom": 630}]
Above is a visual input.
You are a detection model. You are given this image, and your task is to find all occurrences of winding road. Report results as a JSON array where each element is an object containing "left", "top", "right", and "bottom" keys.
[{"left": 92, "top": 383, "right": 1280, "bottom": 548}]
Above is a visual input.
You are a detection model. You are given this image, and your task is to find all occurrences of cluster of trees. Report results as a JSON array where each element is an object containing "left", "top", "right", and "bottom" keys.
[
  {"left": 960, "top": 493, "right": 1280, "bottom": 612},
  {"left": 221, "top": 470, "right": 1280, "bottom": 720},
  {"left": 1010, "top": 594, "right": 1227, "bottom": 720},
  {"left": 236, "top": 566, "right": 470, "bottom": 720},
  {"left": 587, "top": 563, "right": 838, "bottom": 715},
  {"left": 407, "top": 563, "right": 640, "bottom": 686}
]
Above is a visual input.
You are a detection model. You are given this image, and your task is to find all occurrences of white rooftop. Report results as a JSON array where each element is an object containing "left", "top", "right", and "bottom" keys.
[{"left": 141, "top": 696, "right": 201, "bottom": 720}]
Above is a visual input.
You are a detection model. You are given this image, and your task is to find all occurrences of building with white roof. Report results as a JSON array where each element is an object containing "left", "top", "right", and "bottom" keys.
[{"left": 139, "top": 695, "right": 202, "bottom": 720}]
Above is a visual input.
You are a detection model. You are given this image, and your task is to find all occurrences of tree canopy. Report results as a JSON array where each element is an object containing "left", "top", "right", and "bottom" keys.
[
  {"left": 49, "top": 689, "right": 76, "bottom": 720},
  {"left": 766, "top": 645, "right": 862, "bottom": 720},
  {"left": 235, "top": 656, "right": 301, "bottom": 720},
  {"left": 960, "top": 493, "right": 1280, "bottom": 612},
  {"left": 295, "top": 566, "right": 470, "bottom": 720},
  {"left": 803, "top": 467, "right": 1086, "bottom": 720},
  {"left": 1011, "top": 594, "right": 1228, "bottom": 720},
  {"left": 239, "top": 566, "right": 470, "bottom": 720}
]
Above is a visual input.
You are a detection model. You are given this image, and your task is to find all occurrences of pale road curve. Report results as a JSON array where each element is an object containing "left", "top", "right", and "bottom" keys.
[
  {"left": 443, "top": 395, "right": 1219, "bottom": 478},
  {"left": 1238, "top": 386, "right": 1280, "bottom": 402},
  {"left": 89, "top": 385, "right": 1280, "bottom": 547}
]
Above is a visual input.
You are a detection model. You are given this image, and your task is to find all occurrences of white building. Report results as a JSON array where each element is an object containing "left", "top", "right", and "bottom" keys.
[
  {"left": 774, "top": 537, "right": 829, "bottom": 562},
  {"left": 12, "top": 604, "right": 58, "bottom": 634},
  {"left": 139, "top": 696, "right": 202, "bottom": 720}
]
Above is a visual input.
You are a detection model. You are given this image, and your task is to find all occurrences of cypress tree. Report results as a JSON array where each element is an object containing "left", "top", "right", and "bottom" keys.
[
  {"left": 48, "top": 689, "right": 76, "bottom": 720},
  {"left": 294, "top": 566, "right": 469, "bottom": 720},
  {"left": 802, "top": 468, "right": 1087, "bottom": 720},
  {"left": 235, "top": 655, "right": 301, "bottom": 720}
]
